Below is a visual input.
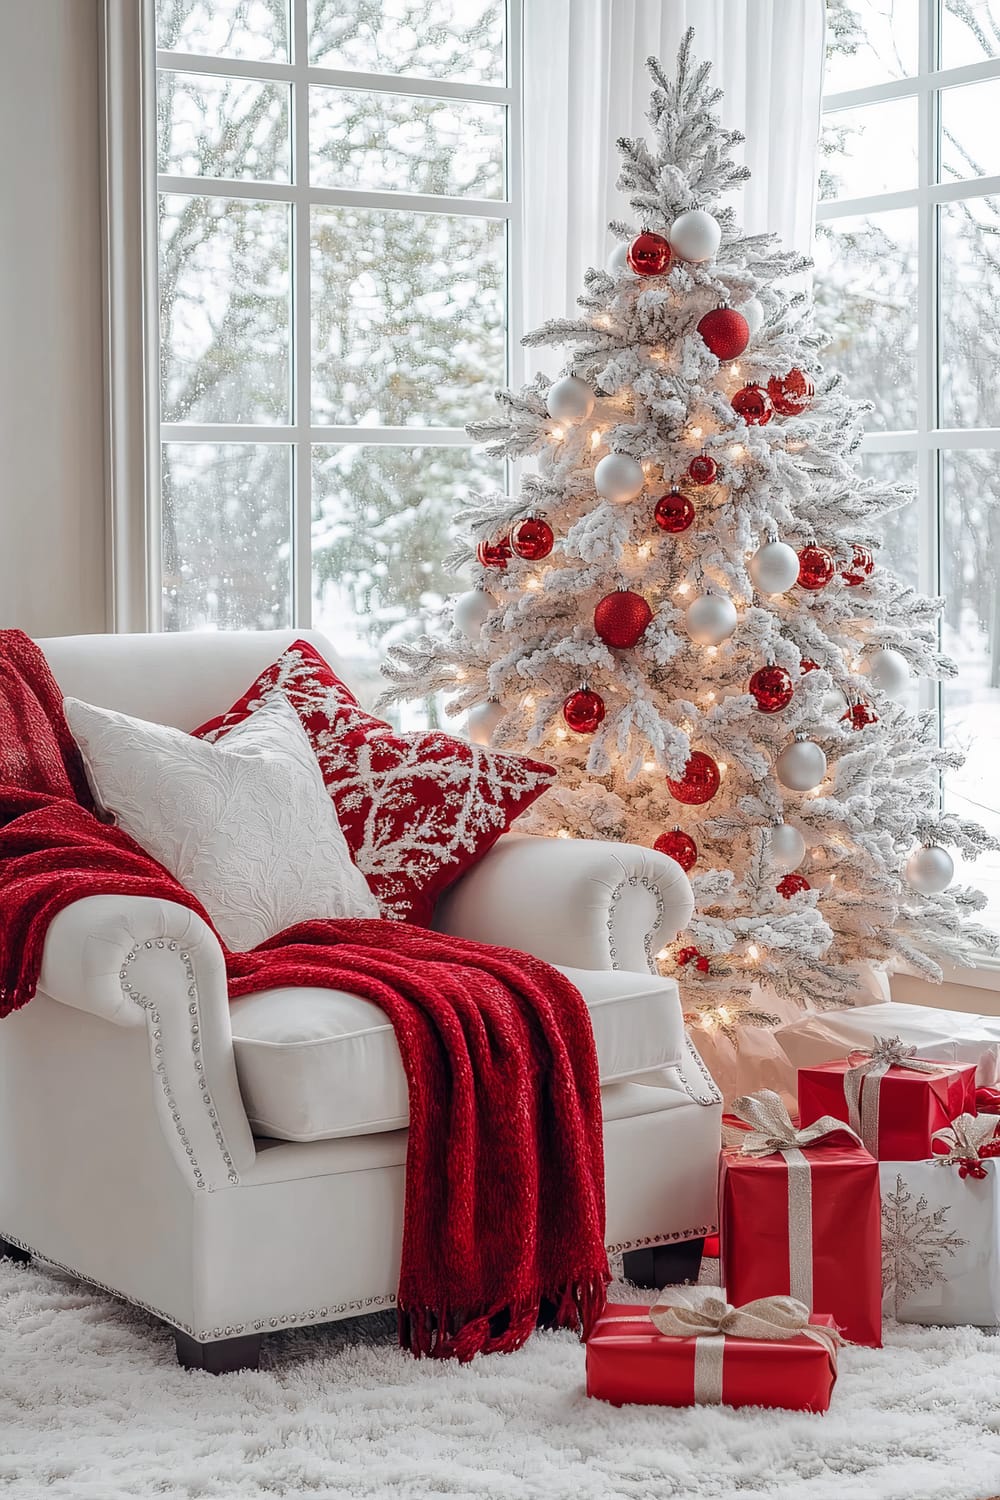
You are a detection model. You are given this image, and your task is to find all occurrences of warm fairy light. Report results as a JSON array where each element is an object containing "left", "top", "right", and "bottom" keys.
[
  {"left": 556, "top": 828, "right": 571, "bottom": 838},
  {"left": 550, "top": 426, "right": 565, "bottom": 441},
  {"left": 594, "top": 314, "right": 611, "bottom": 329},
  {"left": 811, "top": 846, "right": 823, "bottom": 858},
  {"left": 681, "top": 719, "right": 694, "bottom": 733},
  {"left": 643, "top": 759, "right": 657, "bottom": 773},
  {"left": 731, "top": 365, "right": 741, "bottom": 379},
  {"left": 716, "top": 1005, "right": 733, "bottom": 1026},
  {"left": 851, "top": 655, "right": 863, "bottom": 671},
  {"left": 637, "top": 541, "right": 652, "bottom": 560},
  {"left": 555, "top": 727, "right": 568, "bottom": 741},
  {"left": 676, "top": 582, "right": 691, "bottom": 596},
  {"left": 642, "top": 460, "right": 654, "bottom": 475},
  {"left": 455, "top": 669, "right": 467, "bottom": 682},
  {"left": 703, "top": 691, "right": 716, "bottom": 703},
  {"left": 525, "top": 575, "right": 541, "bottom": 590},
  {"left": 689, "top": 425, "right": 703, "bottom": 440},
  {"left": 649, "top": 348, "right": 666, "bottom": 362},
  {"left": 522, "top": 693, "right": 535, "bottom": 708},
  {"left": 747, "top": 944, "right": 760, "bottom": 962},
  {"left": 590, "top": 428, "right": 602, "bottom": 449},
  {"left": 718, "top": 761, "right": 728, "bottom": 775},
  {"left": 707, "top": 646, "right": 718, "bottom": 659},
  {"left": 655, "top": 947, "right": 669, "bottom": 962},
  {"left": 729, "top": 443, "right": 746, "bottom": 460}
]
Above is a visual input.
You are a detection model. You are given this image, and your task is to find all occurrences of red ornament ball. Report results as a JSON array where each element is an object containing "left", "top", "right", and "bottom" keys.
[
  {"left": 687, "top": 453, "right": 718, "bottom": 486},
  {"left": 594, "top": 590, "right": 653, "bottom": 649},
  {"left": 627, "top": 231, "right": 672, "bottom": 277},
  {"left": 732, "top": 384, "right": 774, "bottom": 425},
  {"left": 749, "top": 665, "right": 794, "bottom": 713},
  {"left": 777, "top": 872, "right": 812, "bottom": 899},
  {"left": 667, "top": 750, "right": 721, "bottom": 805},
  {"left": 697, "top": 307, "right": 750, "bottom": 361},
  {"left": 653, "top": 828, "right": 698, "bottom": 872},
  {"left": 476, "top": 536, "right": 511, "bottom": 569},
  {"left": 562, "top": 687, "right": 606, "bottom": 735},
  {"left": 800, "top": 659, "right": 819, "bottom": 674},
  {"left": 510, "top": 517, "right": 554, "bottom": 561},
  {"left": 654, "top": 489, "right": 696, "bottom": 534},
  {"left": 767, "top": 368, "right": 815, "bottom": 416},
  {"left": 842, "top": 701, "right": 879, "bottom": 730},
  {"left": 797, "top": 544, "right": 835, "bottom": 590},
  {"left": 695, "top": 956, "right": 711, "bottom": 973},
  {"left": 842, "top": 543, "right": 875, "bottom": 586}
]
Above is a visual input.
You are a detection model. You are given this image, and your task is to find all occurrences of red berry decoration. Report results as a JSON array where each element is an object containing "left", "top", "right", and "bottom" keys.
[
  {"left": 732, "top": 384, "right": 773, "bottom": 426},
  {"left": 697, "top": 307, "right": 750, "bottom": 361},
  {"left": 797, "top": 544, "right": 835, "bottom": 590},
  {"left": 476, "top": 536, "right": 511, "bottom": 569},
  {"left": 562, "top": 687, "right": 606, "bottom": 734},
  {"left": 842, "top": 544, "right": 875, "bottom": 586},
  {"left": 654, "top": 828, "right": 698, "bottom": 872},
  {"left": 510, "top": 517, "right": 554, "bottom": 561},
  {"left": 594, "top": 590, "right": 653, "bottom": 649},
  {"left": 777, "top": 872, "right": 811, "bottom": 899},
  {"left": 654, "top": 489, "right": 696, "bottom": 534},
  {"left": 695, "top": 956, "right": 711, "bottom": 973},
  {"left": 667, "top": 751, "right": 721, "bottom": 805},
  {"left": 800, "top": 659, "right": 819, "bottom": 673},
  {"left": 676, "top": 946, "right": 700, "bottom": 966},
  {"left": 767, "top": 368, "right": 815, "bottom": 416},
  {"left": 842, "top": 701, "right": 879, "bottom": 730},
  {"left": 627, "top": 231, "right": 672, "bottom": 277},
  {"left": 749, "top": 665, "right": 794, "bottom": 713},
  {"left": 687, "top": 453, "right": 718, "bottom": 486}
]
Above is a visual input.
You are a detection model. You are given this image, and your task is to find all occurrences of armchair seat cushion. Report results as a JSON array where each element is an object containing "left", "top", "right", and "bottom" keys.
[{"left": 230, "top": 965, "right": 686, "bottom": 1142}]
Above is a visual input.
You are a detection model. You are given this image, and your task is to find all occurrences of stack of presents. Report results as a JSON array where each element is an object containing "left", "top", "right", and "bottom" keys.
[{"left": 587, "top": 1008, "right": 1000, "bottom": 1412}]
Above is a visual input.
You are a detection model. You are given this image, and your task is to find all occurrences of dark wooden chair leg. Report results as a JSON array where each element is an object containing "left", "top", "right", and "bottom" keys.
[
  {"left": 0, "top": 1236, "right": 31, "bottom": 1264},
  {"left": 175, "top": 1330, "right": 261, "bottom": 1374},
  {"left": 623, "top": 1237, "right": 705, "bottom": 1290}
]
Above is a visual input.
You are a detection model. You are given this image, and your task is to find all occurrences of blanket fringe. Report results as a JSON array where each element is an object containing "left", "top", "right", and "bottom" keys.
[{"left": 398, "top": 1274, "right": 609, "bottom": 1363}]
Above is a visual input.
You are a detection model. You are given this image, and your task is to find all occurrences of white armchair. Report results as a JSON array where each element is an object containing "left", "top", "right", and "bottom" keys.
[{"left": 0, "top": 631, "right": 721, "bottom": 1371}]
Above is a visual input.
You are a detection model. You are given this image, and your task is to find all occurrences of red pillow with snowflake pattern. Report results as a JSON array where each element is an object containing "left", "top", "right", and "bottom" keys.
[{"left": 193, "top": 640, "right": 554, "bottom": 926}]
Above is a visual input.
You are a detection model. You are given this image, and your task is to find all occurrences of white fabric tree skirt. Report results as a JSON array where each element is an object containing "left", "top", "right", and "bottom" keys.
[{"left": 2, "top": 1254, "right": 999, "bottom": 1500}]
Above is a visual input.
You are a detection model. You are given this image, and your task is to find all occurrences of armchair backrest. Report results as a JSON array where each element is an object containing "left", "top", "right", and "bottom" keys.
[{"left": 36, "top": 630, "right": 346, "bottom": 730}]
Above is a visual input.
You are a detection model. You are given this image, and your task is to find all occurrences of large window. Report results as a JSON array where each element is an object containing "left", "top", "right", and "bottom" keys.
[
  {"left": 153, "top": 0, "right": 518, "bottom": 709},
  {"left": 818, "top": 0, "right": 1000, "bottom": 936}
]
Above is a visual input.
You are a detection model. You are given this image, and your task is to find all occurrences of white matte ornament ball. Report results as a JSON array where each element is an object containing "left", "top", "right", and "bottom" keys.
[
  {"left": 467, "top": 700, "right": 504, "bottom": 745},
  {"left": 453, "top": 589, "right": 493, "bottom": 639},
  {"left": 669, "top": 209, "right": 722, "bottom": 263},
  {"left": 866, "top": 648, "right": 910, "bottom": 699},
  {"left": 906, "top": 845, "right": 954, "bottom": 894},
  {"left": 685, "top": 592, "right": 738, "bottom": 646},
  {"left": 607, "top": 242, "right": 633, "bottom": 275},
  {"left": 545, "top": 375, "right": 595, "bottom": 424},
  {"left": 769, "top": 821, "right": 807, "bottom": 872},
  {"left": 594, "top": 452, "right": 645, "bottom": 503},
  {"left": 748, "top": 539, "right": 800, "bottom": 594},
  {"left": 776, "top": 738, "right": 827, "bottom": 792},
  {"left": 741, "top": 297, "right": 764, "bottom": 338}
]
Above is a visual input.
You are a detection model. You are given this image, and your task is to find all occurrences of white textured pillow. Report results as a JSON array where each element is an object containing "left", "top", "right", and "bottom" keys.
[{"left": 63, "top": 692, "right": 380, "bottom": 950}]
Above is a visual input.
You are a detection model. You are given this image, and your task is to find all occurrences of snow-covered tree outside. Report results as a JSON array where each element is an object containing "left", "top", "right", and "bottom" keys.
[{"left": 381, "top": 30, "right": 997, "bottom": 1037}]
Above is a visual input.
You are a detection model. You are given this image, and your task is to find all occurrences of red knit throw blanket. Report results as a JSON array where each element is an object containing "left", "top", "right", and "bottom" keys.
[{"left": 0, "top": 632, "right": 609, "bottom": 1358}]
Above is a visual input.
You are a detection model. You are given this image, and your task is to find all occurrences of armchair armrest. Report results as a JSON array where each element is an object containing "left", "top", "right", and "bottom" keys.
[
  {"left": 434, "top": 833, "right": 694, "bottom": 974},
  {"left": 38, "top": 895, "right": 255, "bottom": 1186}
]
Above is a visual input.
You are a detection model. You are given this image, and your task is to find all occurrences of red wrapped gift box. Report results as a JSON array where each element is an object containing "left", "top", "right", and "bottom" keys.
[
  {"left": 798, "top": 1055, "right": 976, "bottom": 1161},
  {"left": 720, "top": 1140, "right": 882, "bottom": 1347},
  {"left": 586, "top": 1302, "right": 838, "bottom": 1411}
]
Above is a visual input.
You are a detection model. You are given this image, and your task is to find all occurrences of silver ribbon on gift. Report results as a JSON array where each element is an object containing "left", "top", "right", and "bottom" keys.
[
  {"left": 724, "top": 1089, "right": 863, "bottom": 1310},
  {"left": 932, "top": 1111, "right": 1000, "bottom": 1170},
  {"left": 843, "top": 1035, "right": 942, "bottom": 1155},
  {"left": 649, "top": 1289, "right": 841, "bottom": 1405}
]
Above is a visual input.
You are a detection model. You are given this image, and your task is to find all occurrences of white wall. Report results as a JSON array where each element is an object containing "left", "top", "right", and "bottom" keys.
[{"left": 0, "top": 0, "right": 107, "bottom": 636}]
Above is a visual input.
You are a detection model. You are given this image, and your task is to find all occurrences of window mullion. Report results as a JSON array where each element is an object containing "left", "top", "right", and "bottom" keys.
[{"left": 291, "top": 0, "right": 312, "bottom": 630}]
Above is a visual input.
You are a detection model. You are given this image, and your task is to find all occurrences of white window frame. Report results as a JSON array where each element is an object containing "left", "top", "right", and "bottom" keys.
[
  {"left": 101, "top": 0, "right": 521, "bottom": 632},
  {"left": 818, "top": 1, "right": 1000, "bottom": 982}
]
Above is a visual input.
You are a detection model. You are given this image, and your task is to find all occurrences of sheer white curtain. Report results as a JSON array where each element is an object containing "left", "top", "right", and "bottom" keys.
[{"left": 520, "top": 0, "right": 826, "bottom": 346}]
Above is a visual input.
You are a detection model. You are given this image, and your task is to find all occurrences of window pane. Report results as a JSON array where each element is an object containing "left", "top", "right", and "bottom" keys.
[
  {"left": 309, "top": 87, "right": 505, "bottom": 199},
  {"left": 940, "top": 195, "right": 1000, "bottom": 428},
  {"left": 941, "top": 0, "right": 1000, "bottom": 67},
  {"left": 823, "top": 0, "right": 919, "bottom": 93},
  {"left": 814, "top": 210, "right": 918, "bottom": 431},
  {"left": 311, "top": 207, "right": 505, "bottom": 427},
  {"left": 858, "top": 450, "right": 920, "bottom": 592},
  {"left": 941, "top": 80, "right": 1000, "bottom": 183},
  {"left": 157, "top": 71, "right": 290, "bottom": 182},
  {"left": 307, "top": 0, "right": 504, "bottom": 84},
  {"left": 819, "top": 98, "right": 918, "bottom": 202},
  {"left": 162, "top": 443, "right": 292, "bottom": 630},
  {"left": 159, "top": 194, "right": 291, "bottom": 424},
  {"left": 941, "top": 449, "right": 1000, "bottom": 928},
  {"left": 155, "top": 0, "right": 290, "bottom": 61},
  {"left": 311, "top": 443, "right": 502, "bottom": 719}
]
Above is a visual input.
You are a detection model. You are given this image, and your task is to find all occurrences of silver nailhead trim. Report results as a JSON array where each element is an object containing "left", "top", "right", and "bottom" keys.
[
  {"left": 606, "top": 875, "right": 665, "bottom": 971},
  {"left": 119, "top": 942, "right": 239, "bottom": 1189},
  {"left": 606, "top": 1225, "right": 716, "bottom": 1254}
]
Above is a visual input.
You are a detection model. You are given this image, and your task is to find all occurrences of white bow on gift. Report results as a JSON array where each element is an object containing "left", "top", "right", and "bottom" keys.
[
  {"left": 844, "top": 1035, "right": 942, "bottom": 1155},
  {"left": 648, "top": 1289, "right": 841, "bottom": 1404},
  {"left": 721, "top": 1090, "right": 863, "bottom": 1310},
  {"left": 932, "top": 1112, "right": 1000, "bottom": 1177}
]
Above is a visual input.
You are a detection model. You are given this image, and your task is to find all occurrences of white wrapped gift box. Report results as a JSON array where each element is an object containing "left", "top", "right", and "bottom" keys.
[
  {"left": 776, "top": 1003, "right": 1000, "bottom": 1088},
  {"left": 880, "top": 1157, "right": 1000, "bottom": 1326}
]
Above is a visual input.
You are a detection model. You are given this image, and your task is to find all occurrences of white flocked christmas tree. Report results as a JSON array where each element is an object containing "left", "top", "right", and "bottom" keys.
[{"left": 381, "top": 31, "right": 997, "bottom": 1045}]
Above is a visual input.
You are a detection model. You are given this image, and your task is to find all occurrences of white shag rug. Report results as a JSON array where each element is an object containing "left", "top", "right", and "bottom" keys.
[{"left": 2, "top": 1254, "right": 999, "bottom": 1500}]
